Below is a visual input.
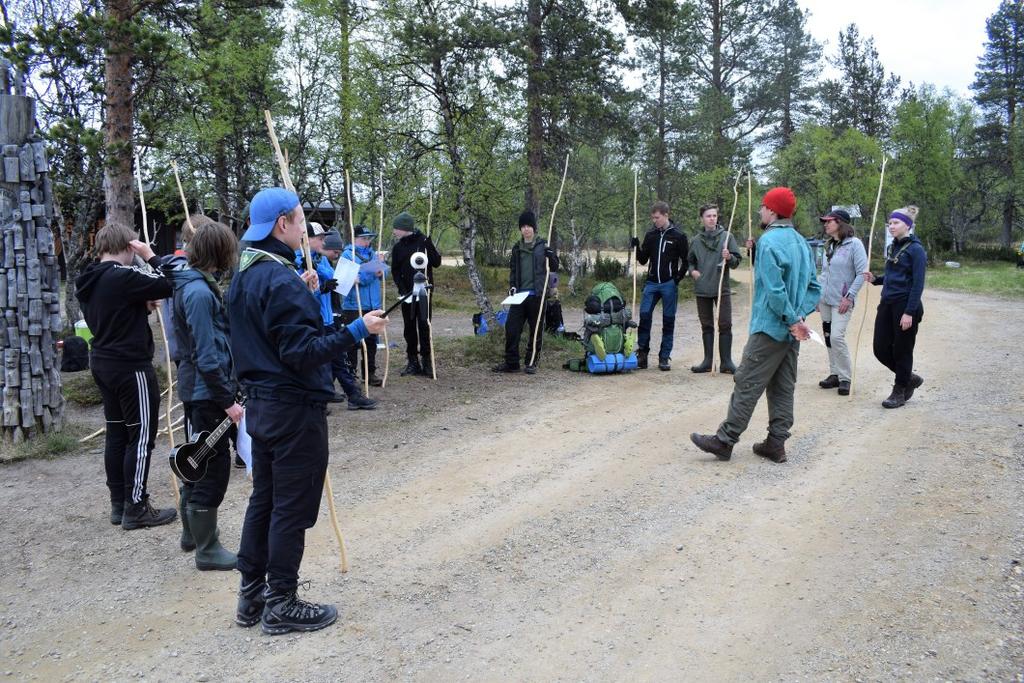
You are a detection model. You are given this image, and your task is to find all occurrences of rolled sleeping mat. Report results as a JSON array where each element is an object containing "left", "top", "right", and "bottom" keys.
[{"left": 587, "top": 353, "right": 627, "bottom": 374}]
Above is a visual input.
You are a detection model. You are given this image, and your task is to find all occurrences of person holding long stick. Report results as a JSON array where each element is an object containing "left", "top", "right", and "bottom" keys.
[
  {"left": 493, "top": 211, "right": 560, "bottom": 374},
  {"left": 687, "top": 203, "right": 742, "bottom": 374},
  {"left": 226, "top": 187, "right": 388, "bottom": 635},
  {"left": 690, "top": 187, "right": 820, "bottom": 464},
  {"left": 862, "top": 205, "right": 926, "bottom": 409},
  {"left": 390, "top": 211, "right": 441, "bottom": 377}
]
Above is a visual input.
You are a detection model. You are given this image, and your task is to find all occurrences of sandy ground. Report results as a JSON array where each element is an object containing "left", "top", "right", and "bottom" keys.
[{"left": 1, "top": 285, "right": 1022, "bottom": 682}]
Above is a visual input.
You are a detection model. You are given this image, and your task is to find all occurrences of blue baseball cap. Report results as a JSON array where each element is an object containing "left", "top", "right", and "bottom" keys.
[{"left": 242, "top": 188, "right": 300, "bottom": 242}]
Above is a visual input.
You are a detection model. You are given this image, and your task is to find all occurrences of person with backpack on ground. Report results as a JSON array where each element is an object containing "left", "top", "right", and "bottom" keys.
[
  {"left": 390, "top": 211, "right": 441, "bottom": 377},
  {"left": 493, "top": 211, "right": 560, "bottom": 374},
  {"left": 630, "top": 201, "right": 688, "bottom": 370},
  {"left": 75, "top": 223, "right": 177, "bottom": 530},
  {"left": 690, "top": 187, "right": 820, "bottom": 464},
  {"left": 862, "top": 205, "right": 926, "bottom": 409},
  {"left": 227, "top": 187, "right": 388, "bottom": 635},
  {"left": 687, "top": 203, "right": 742, "bottom": 374},
  {"left": 168, "top": 219, "right": 243, "bottom": 571},
  {"left": 341, "top": 225, "right": 389, "bottom": 387},
  {"left": 816, "top": 209, "right": 868, "bottom": 397}
]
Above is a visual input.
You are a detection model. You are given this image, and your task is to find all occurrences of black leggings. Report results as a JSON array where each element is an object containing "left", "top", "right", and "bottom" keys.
[{"left": 872, "top": 298, "right": 922, "bottom": 386}]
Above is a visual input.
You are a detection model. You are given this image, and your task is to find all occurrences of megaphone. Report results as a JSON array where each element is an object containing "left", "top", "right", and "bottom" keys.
[{"left": 410, "top": 251, "right": 428, "bottom": 270}]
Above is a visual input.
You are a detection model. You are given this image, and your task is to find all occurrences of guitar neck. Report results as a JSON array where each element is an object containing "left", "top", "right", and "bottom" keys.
[{"left": 205, "top": 415, "right": 234, "bottom": 446}]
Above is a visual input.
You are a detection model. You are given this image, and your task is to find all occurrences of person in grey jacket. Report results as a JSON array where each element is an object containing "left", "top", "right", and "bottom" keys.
[
  {"left": 687, "top": 204, "right": 742, "bottom": 373},
  {"left": 170, "top": 220, "right": 244, "bottom": 571},
  {"left": 816, "top": 210, "right": 868, "bottom": 396}
]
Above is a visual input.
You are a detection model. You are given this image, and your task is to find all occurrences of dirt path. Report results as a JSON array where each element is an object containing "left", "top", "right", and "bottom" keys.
[{"left": 1, "top": 287, "right": 1022, "bottom": 681}]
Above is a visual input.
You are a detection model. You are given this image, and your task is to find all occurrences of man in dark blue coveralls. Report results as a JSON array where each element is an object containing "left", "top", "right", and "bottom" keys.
[{"left": 227, "top": 187, "right": 388, "bottom": 635}]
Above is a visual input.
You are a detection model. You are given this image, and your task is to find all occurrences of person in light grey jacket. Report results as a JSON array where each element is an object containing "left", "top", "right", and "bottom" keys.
[{"left": 816, "top": 210, "right": 868, "bottom": 395}]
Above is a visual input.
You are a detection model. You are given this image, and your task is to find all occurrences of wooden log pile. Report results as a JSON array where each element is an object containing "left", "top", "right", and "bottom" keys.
[{"left": 0, "top": 80, "right": 64, "bottom": 444}]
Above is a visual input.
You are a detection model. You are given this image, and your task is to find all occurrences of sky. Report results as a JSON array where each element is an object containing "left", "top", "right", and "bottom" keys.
[{"left": 797, "top": 0, "right": 1002, "bottom": 97}]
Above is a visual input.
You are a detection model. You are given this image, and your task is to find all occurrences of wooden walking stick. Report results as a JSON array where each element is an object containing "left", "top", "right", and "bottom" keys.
[
  {"left": 631, "top": 169, "right": 638, "bottom": 321},
  {"left": 141, "top": 155, "right": 179, "bottom": 504},
  {"left": 423, "top": 183, "right": 437, "bottom": 380},
  {"left": 850, "top": 156, "right": 888, "bottom": 397},
  {"left": 264, "top": 110, "right": 349, "bottom": 572},
  {"left": 527, "top": 153, "right": 570, "bottom": 369},
  {"left": 712, "top": 168, "right": 743, "bottom": 376},
  {"left": 377, "top": 170, "right": 391, "bottom": 388},
  {"left": 344, "top": 170, "right": 371, "bottom": 395}
]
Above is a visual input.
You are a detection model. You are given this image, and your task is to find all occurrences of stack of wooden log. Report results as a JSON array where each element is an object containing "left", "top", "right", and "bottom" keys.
[{"left": 0, "top": 85, "right": 64, "bottom": 444}]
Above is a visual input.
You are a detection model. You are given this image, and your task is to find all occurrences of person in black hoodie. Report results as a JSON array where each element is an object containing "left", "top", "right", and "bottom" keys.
[
  {"left": 169, "top": 220, "right": 243, "bottom": 571},
  {"left": 492, "top": 211, "right": 559, "bottom": 374},
  {"left": 630, "top": 201, "right": 688, "bottom": 370},
  {"left": 863, "top": 205, "right": 927, "bottom": 409},
  {"left": 75, "top": 222, "right": 176, "bottom": 530},
  {"left": 390, "top": 211, "right": 442, "bottom": 377}
]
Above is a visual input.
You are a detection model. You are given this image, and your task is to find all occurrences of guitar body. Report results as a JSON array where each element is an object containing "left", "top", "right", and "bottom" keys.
[{"left": 169, "top": 432, "right": 212, "bottom": 483}]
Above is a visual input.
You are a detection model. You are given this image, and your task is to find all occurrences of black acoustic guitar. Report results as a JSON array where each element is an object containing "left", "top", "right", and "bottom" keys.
[{"left": 169, "top": 411, "right": 237, "bottom": 483}]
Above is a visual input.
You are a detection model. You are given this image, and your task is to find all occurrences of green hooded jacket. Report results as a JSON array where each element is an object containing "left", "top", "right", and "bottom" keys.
[{"left": 687, "top": 226, "right": 742, "bottom": 298}]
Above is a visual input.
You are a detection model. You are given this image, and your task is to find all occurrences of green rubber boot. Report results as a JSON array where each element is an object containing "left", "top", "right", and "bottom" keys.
[
  {"left": 186, "top": 504, "right": 237, "bottom": 571},
  {"left": 179, "top": 486, "right": 195, "bottom": 552}
]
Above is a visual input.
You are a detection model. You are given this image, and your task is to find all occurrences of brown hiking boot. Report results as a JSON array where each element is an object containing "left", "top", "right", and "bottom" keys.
[
  {"left": 882, "top": 384, "right": 906, "bottom": 409},
  {"left": 690, "top": 433, "right": 733, "bottom": 461},
  {"left": 752, "top": 435, "right": 787, "bottom": 463},
  {"left": 904, "top": 374, "right": 923, "bottom": 401}
]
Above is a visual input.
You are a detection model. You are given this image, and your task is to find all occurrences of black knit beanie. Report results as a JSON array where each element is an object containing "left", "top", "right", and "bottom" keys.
[{"left": 518, "top": 211, "right": 537, "bottom": 229}]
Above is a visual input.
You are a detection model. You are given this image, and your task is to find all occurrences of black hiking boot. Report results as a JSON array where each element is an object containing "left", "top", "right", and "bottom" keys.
[
  {"left": 368, "top": 372, "right": 383, "bottom": 387},
  {"left": 121, "top": 499, "right": 177, "bottom": 530},
  {"left": 882, "top": 384, "right": 907, "bottom": 409},
  {"left": 179, "top": 486, "right": 196, "bottom": 552},
  {"left": 523, "top": 365, "right": 538, "bottom": 375},
  {"left": 261, "top": 587, "right": 338, "bottom": 636},
  {"left": 110, "top": 499, "right": 124, "bottom": 526},
  {"left": 819, "top": 374, "right": 840, "bottom": 389},
  {"left": 752, "top": 435, "right": 787, "bottom": 463},
  {"left": 837, "top": 380, "right": 851, "bottom": 396},
  {"left": 637, "top": 350, "right": 648, "bottom": 370},
  {"left": 690, "top": 433, "right": 733, "bottom": 461},
  {"left": 718, "top": 333, "right": 736, "bottom": 374},
  {"left": 658, "top": 357, "right": 671, "bottom": 371},
  {"left": 492, "top": 362, "right": 520, "bottom": 373},
  {"left": 347, "top": 394, "right": 378, "bottom": 411},
  {"left": 691, "top": 332, "right": 714, "bottom": 373},
  {"left": 187, "top": 505, "right": 237, "bottom": 571},
  {"left": 905, "top": 373, "right": 924, "bottom": 401},
  {"left": 236, "top": 578, "right": 266, "bottom": 628},
  {"left": 400, "top": 361, "right": 422, "bottom": 377},
  {"left": 420, "top": 356, "right": 434, "bottom": 378}
]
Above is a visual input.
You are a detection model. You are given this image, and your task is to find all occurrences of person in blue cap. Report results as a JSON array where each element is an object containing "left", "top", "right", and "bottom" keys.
[
  {"left": 295, "top": 224, "right": 376, "bottom": 410},
  {"left": 340, "top": 225, "right": 389, "bottom": 386},
  {"left": 227, "top": 187, "right": 388, "bottom": 635}
]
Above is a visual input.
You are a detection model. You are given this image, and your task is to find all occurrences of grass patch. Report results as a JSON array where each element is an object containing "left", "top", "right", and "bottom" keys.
[
  {"left": 926, "top": 260, "right": 1024, "bottom": 299},
  {"left": 62, "top": 366, "right": 170, "bottom": 406},
  {"left": 1, "top": 422, "right": 90, "bottom": 463},
  {"left": 435, "top": 329, "right": 584, "bottom": 371}
]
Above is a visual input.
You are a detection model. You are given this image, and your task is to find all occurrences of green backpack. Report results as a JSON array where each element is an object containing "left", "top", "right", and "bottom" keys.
[{"left": 566, "top": 282, "right": 636, "bottom": 371}]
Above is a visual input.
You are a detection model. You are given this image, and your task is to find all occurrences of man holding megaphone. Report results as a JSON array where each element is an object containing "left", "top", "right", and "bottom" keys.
[{"left": 390, "top": 211, "right": 442, "bottom": 377}]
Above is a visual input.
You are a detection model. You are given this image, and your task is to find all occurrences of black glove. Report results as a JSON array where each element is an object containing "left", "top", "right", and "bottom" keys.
[
  {"left": 630, "top": 236, "right": 640, "bottom": 249},
  {"left": 544, "top": 247, "right": 554, "bottom": 257},
  {"left": 320, "top": 278, "right": 338, "bottom": 294},
  {"left": 508, "top": 287, "right": 517, "bottom": 297}
]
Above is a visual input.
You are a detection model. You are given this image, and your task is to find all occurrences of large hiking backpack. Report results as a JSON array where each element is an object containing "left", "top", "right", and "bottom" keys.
[
  {"left": 566, "top": 282, "right": 638, "bottom": 373},
  {"left": 60, "top": 335, "right": 90, "bottom": 372}
]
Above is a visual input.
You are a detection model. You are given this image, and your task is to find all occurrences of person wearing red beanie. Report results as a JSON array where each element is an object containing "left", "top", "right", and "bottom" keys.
[{"left": 690, "top": 187, "right": 821, "bottom": 464}]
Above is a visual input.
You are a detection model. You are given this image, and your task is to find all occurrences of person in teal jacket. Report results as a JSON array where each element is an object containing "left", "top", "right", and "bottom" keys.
[
  {"left": 691, "top": 187, "right": 821, "bottom": 464},
  {"left": 340, "top": 225, "right": 389, "bottom": 387}
]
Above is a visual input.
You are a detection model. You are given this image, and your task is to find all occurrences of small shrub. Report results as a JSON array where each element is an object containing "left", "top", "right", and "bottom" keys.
[
  {"left": 593, "top": 255, "right": 626, "bottom": 281},
  {"left": 63, "top": 373, "right": 102, "bottom": 406}
]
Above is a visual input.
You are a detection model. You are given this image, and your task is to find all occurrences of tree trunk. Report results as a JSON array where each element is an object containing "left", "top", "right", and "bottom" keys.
[
  {"left": 103, "top": 0, "right": 136, "bottom": 231},
  {"left": 709, "top": 0, "right": 727, "bottom": 168},
  {"left": 567, "top": 216, "right": 584, "bottom": 296},
  {"left": 655, "top": 43, "right": 667, "bottom": 200},
  {"left": 338, "top": 0, "right": 353, "bottom": 236},
  {"left": 525, "top": 0, "right": 545, "bottom": 217},
  {"left": 213, "top": 140, "right": 230, "bottom": 221}
]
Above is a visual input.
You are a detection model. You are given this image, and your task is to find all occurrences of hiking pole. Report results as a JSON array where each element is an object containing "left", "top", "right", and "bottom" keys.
[
  {"left": 712, "top": 167, "right": 743, "bottom": 376},
  {"left": 344, "top": 170, "right": 371, "bottom": 396},
  {"left": 377, "top": 170, "right": 391, "bottom": 388},
  {"left": 527, "top": 153, "right": 570, "bottom": 369},
  {"left": 850, "top": 156, "right": 888, "bottom": 398}
]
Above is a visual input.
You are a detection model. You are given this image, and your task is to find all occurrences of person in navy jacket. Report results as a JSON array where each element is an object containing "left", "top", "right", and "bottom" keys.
[{"left": 227, "top": 187, "right": 388, "bottom": 635}]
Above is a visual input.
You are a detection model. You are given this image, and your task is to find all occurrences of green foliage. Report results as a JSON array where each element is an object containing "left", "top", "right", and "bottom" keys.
[
  {"left": 926, "top": 261, "right": 1024, "bottom": 299},
  {"left": 593, "top": 254, "right": 627, "bottom": 281}
]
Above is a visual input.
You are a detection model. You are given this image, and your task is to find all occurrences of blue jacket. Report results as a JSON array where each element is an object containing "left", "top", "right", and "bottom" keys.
[
  {"left": 227, "top": 237, "right": 369, "bottom": 402},
  {"left": 294, "top": 249, "right": 335, "bottom": 326},
  {"left": 750, "top": 221, "right": 822, "bottom": 342},
  {"left": 341, "top": 244, "right": 388, "bottom": 311},
  {"left": 871, "top": 234, "right": 926, "bottom": 316},
  {"left": 170, "top": 267, "right": 238, "bottom": 408}
]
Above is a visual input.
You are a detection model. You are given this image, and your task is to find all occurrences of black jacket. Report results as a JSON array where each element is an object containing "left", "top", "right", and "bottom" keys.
[
  {"left": 74, "top": 256, "right": 174, "bottom": 370},
  {"left": 508, "top": 238, "right": 559, "bottom": 292},
  {"left": 635, "top": 224, "right": 688, "bottom": 284},
  {"left": 391, "top": 231, "right": 442, "bottom": 294},
  {"left": 225, "top": 237, "right": 367, "bottom": 402},
  {"left": 871, "top": 234, "right": 927, "bottom": 316}
]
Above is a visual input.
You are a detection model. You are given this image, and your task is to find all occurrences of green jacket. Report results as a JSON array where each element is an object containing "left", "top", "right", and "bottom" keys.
[
  {"left": 687, "top": 227, "right": 742, "bottom": 298},
  {"left": 749, "top": 221, "right": 821, "bottom": 342}
]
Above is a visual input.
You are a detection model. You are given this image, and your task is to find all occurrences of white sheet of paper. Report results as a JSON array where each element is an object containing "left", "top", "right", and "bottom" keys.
[
  {"left": 236, "top": 411, "right": 252, "bottom": 475},
  {"left": 807, "top": 329, "right": 827, "bottom": 347},
  {"left": 501, "top": 291, "right": 531, "bottom": 306},
  {"left": 333, "top": 258, "right": 359, "bottom": 296}
]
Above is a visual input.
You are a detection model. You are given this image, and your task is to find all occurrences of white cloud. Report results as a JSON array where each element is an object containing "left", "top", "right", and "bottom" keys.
[{"left": 797, "top": 0, "right": 1001, "bottom": 97}]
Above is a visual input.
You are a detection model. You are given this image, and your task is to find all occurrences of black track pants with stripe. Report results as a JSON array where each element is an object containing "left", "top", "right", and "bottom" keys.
[{"left": 92, "top": 364, "right": 161, "bottom": 505}]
